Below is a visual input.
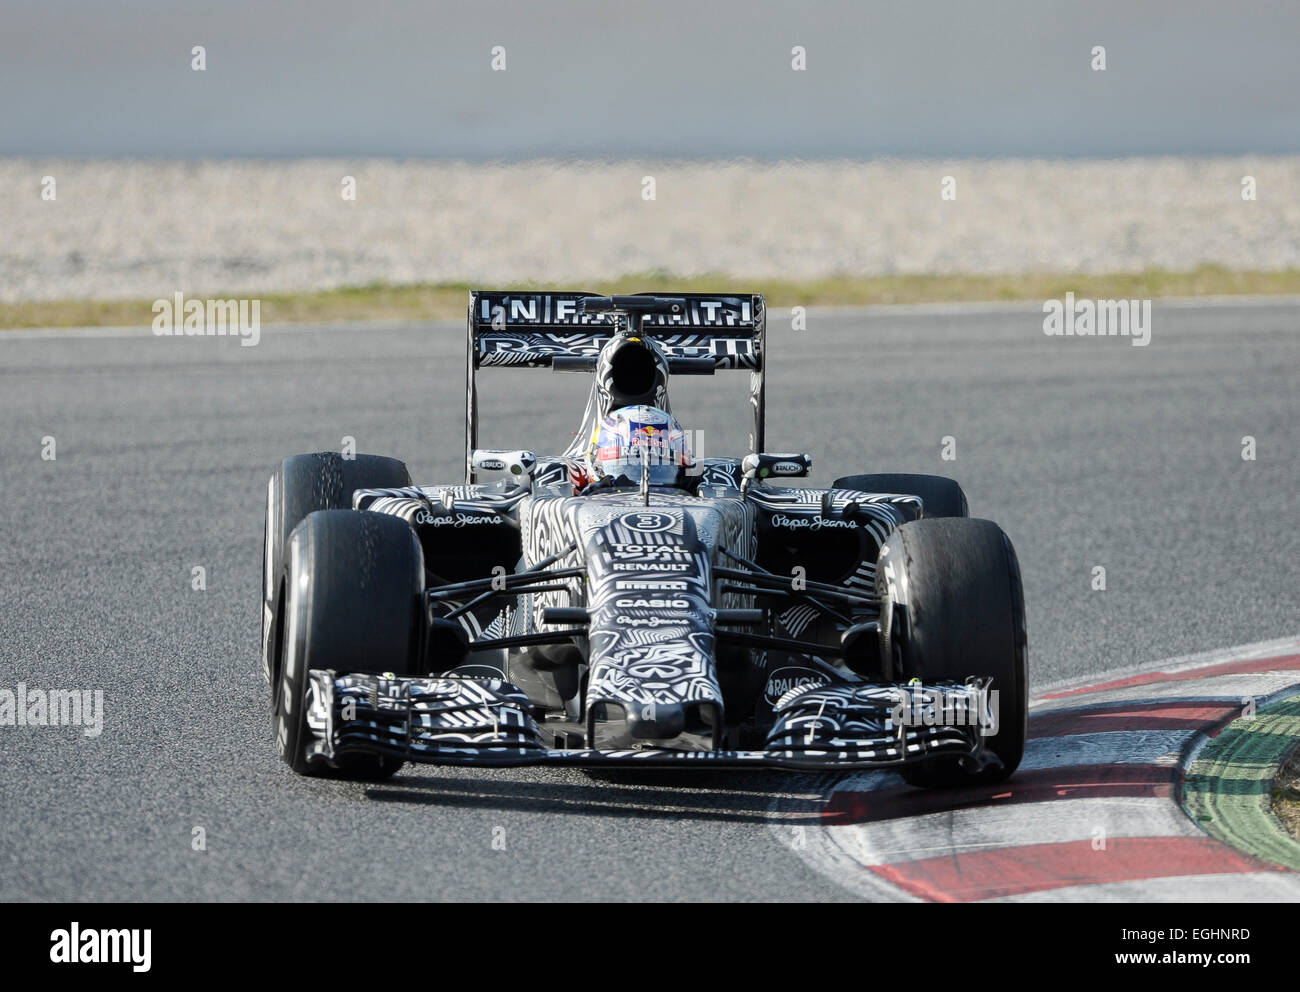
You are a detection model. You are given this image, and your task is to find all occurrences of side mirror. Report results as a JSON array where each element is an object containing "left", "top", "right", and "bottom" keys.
[
  {"left": 741, "top": 452, "right": 812, "bottom": 483},
  {"left": 470, "top": 449, "right": 536, "bottom": 483}
]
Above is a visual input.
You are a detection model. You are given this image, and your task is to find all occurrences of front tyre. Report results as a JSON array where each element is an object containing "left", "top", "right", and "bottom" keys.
[
  {"left": 262, "top": 452, "right": 411, "bottom": 689},
  {"left": 876, "top": 517, "right": 1028, "bottom": 787},
  {"left": 273, "top": 509, "right": 425, "bottom": 779}
]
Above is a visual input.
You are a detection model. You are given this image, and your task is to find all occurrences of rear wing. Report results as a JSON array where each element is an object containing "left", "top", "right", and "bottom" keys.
[{"left": 465, "top": 291, "right": 767, "bottom": 480}]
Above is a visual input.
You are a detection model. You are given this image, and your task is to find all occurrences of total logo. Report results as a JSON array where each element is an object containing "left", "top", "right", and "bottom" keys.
[
  {"left": 611, "top": 546, "right": 693, "bottom": 562},
  {"left": 763, "top": 667, "right": 828, "bottom": 705}
]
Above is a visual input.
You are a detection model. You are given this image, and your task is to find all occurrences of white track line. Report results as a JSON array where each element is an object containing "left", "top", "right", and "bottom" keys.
[{"left": 831, "top": 796, "right": 1204, "bottom": 868}]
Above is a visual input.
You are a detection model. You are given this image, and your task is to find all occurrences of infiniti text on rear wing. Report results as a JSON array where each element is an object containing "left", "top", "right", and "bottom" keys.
[{"left": 468, "top": 291, "right": 765, "bottom": 370}]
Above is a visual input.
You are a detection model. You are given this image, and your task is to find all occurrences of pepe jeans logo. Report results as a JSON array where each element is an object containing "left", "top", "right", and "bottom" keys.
[
  {"left": 413, "top": 510, "right": 504, "bottom": 527},
  {"left": 615, "top": 616, "right": 686, "bottom": 627},
  {"left": 768, "top": 513, "right": 859, "bottom": 530}
]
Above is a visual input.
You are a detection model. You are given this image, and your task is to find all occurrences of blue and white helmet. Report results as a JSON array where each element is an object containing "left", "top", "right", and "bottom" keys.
[{"left": 586, "top": 405, "right": 691, "bottom": 485}]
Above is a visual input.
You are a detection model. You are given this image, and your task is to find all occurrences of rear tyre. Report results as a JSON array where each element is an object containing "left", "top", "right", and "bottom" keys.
[
  {"left": 832, "top": 473, "right": 968, "bottom": 518},
  {"left": 273, "top": 509, "right": 425, "bottom": 779},
  {"left": 875, "top": 517, "right": 1027, "bottom": 787},
  {"left": 262, "top": 452, "right": 410, "bottom": 689}
]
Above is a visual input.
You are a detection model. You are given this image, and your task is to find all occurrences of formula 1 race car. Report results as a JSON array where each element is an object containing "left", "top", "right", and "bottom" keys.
[{"left": 261, "top": 292, "right": 1027, "bottom": 787}]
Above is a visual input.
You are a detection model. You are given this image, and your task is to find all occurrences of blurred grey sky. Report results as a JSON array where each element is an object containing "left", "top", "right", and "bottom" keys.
[{"left": 2, "top": 0, "right": 1297, "bottom": 159}]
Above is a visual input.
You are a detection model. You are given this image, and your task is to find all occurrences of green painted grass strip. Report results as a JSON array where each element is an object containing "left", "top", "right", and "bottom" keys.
[{"left": 1181, "top": 695, "right": 1300, "bottom": 871}]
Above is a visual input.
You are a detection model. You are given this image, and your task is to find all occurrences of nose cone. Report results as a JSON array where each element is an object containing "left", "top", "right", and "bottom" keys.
[{"left": 579, "top": 503, "right": 725, "bottom": 751}]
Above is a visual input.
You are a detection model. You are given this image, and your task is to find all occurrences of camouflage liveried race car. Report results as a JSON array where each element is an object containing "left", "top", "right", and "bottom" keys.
[{"left": 261, "top": 292, "right": 1027, "bottom": 787}]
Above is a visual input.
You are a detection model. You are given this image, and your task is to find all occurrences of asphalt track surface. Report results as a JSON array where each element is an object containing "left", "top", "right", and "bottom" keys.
[{"left": 1, "top": 298, "right": 1296, "bottom": 901}]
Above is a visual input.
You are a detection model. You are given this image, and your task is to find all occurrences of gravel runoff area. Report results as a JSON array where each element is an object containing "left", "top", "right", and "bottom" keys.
[{"left": 3, "top": 157, "right": 1299, "bottom": 303}]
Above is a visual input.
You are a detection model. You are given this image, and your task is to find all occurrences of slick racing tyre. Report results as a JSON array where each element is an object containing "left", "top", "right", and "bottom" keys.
[
  {"left": 875, "top": 517, "right": 1028, "bottom": 787},
  {"left": 832, "top": 473, "right": 968, "bottom": 519},
  {"left": 262, "top": 452, "right": 411, "bottom": 689},
  {"left": 272, "top": 509, "right": 425, "bottom": 779}
]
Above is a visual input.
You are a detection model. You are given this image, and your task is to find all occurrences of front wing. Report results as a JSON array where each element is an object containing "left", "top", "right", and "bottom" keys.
[{"left": 303, "top": 672, "right": 999, "bottom": 771}]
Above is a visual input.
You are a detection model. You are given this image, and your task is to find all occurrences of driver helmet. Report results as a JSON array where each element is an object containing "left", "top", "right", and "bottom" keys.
[{"left": 586, "top": 405, "right": 691, "bottom": 486}]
